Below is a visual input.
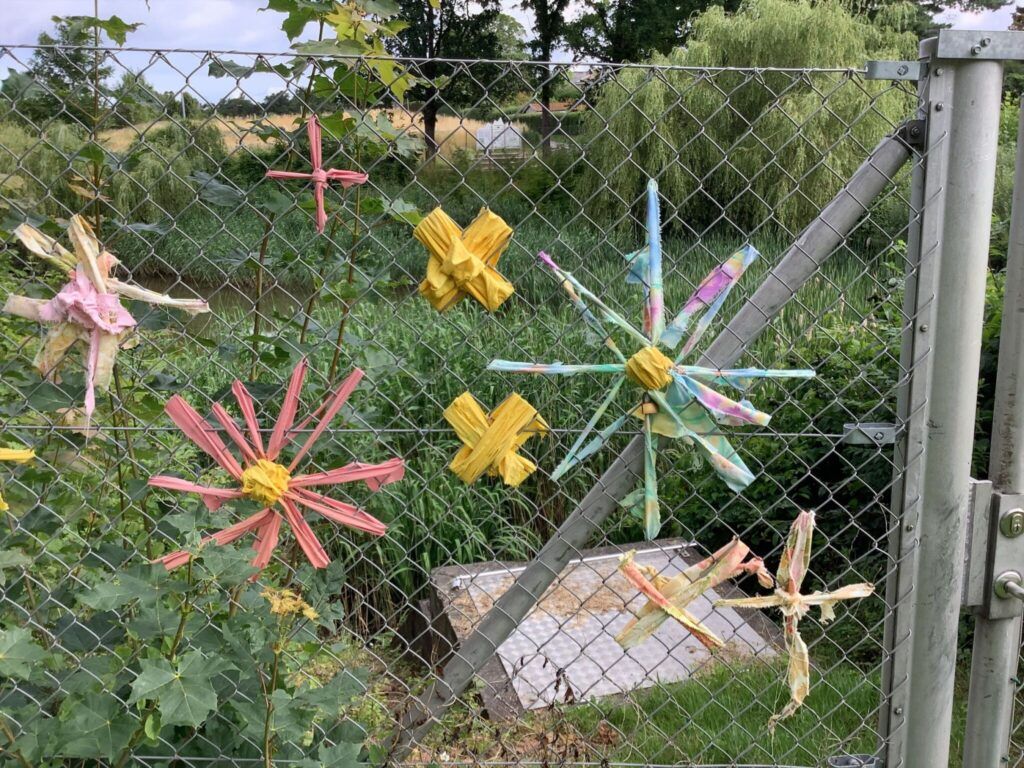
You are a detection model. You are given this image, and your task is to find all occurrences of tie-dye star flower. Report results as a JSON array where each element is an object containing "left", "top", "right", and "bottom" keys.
[
  {"left": 489, "top": 179, "right": 814, "bottom": 539},
  {"left": 150, "top": 360, "right": 404, "bottom": 572}
]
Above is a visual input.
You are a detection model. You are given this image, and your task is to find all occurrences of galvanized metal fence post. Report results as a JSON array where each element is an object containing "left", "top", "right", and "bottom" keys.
[
  {"left": 961, "top": 98, "right": 1024, "bottom": 768},
  {"left": 878, "top": 43, "right": 939, "bottom": 763},
  {"left": 901, "top": 37, "right": 1005, "bottom": 768}
]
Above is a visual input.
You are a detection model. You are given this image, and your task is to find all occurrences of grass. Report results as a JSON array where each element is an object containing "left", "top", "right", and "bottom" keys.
[
  {"left": 389, "top": 658, "right": 969, "bottom": 767},
  {"left": 99, "top": 111, "right": 528, "bottom": 157}
]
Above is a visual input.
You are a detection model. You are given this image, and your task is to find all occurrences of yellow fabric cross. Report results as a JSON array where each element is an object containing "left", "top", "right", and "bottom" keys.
[
  {"left": 415, "top": 207, "right": 515, "bottom": 312},
  {"left": 444, "top": 392, "right": 548, "bottom": 486}
]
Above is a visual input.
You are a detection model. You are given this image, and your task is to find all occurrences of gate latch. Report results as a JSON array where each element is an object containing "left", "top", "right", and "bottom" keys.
[{"left": 962, "top": 484, "right": 1024, "bottom": 619}]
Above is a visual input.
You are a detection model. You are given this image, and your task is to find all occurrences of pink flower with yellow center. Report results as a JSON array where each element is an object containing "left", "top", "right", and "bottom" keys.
[{"left": 150, "top": 360, "right": 404, "bottom": 571}]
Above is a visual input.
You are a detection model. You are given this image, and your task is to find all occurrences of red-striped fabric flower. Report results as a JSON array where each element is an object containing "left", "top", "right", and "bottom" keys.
[
  {"left": 150, "top": 360, "right": 404, "bottom": 571},
  {"left": 264, "top": 115, "right": 368, "bottom": 233}
]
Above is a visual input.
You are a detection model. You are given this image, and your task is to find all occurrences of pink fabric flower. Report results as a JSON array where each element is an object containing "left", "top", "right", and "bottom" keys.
[
  {"left": 38, "top": 268, "right": 136, "bottom": 416},
  {"left": 5, "top": 216, "right": 209, "bottom": 422},
  {"left": 150, "top": 360, "right": 404, "bottom": 572},
  {"left": 265, "top": 115, "right": 368, "bottom": 233}
]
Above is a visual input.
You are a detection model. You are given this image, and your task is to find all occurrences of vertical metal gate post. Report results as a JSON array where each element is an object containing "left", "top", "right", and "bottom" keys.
[
  {"left": 879, "top": 42, "right": 943, "bottom": 763},
  {"left": 901, "top": 37, "right": 1004, "bottom": 768},
  {"left": 962, "top": 99, "right": 1024, "bottom": 768}
]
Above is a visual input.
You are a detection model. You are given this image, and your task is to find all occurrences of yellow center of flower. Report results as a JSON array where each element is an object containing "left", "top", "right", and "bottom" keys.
[
  {"left": 625, "top": 346, "right": 674, "bottom": 391},
  {"left": 241, "top": 459, "right": 291, "bottom": 506}
]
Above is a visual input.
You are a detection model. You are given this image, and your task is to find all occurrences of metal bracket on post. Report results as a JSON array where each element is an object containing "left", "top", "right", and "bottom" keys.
[
  {"left": 984, "top": 491, "right": 1024, "bottom": 619},
  {"left": 963, "top": 479, "right": 994, "bottom": 606},
  {"left": 841, "top": 422, "right": 897, "bottom": 446},
  {"left": 935, "top": 30, "right": 1024, "bottom": 61},
  {"left": 963, "top": 483, "right": 1024, "bottom": 619},
  {"left": 866, "top": 60, "right": 925, "bottom": 81},
  {"left": 896, "top": 119, "right": 926, "bottom": 152}
]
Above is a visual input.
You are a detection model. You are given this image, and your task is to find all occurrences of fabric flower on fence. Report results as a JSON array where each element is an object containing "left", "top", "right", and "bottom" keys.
[
  {"left": 0, "top": 444, "right": 34, "bottom": 512},
  {"left": 616, "top": 538, "right": 773, "bottom": 650},
  {"left": 488, "top": 179, "right": 815, "bottom": 538},
  {"left": 149, "top": 360, "right": 404, "bottom": 572},
  {"left": 4, "top": 215, "right": 209, "bottom": 420},
  {"left": 443, "top": 391, "right": 548, "bottom": 486},
  {"left": 414, "top": 207, "right": 515, "bottom": 312},
  {"left": 715, "top": 510, "right": 875, "bottom": 729},
  {"left": 264, "top": 114, "right": 368, "bottom": 233}
]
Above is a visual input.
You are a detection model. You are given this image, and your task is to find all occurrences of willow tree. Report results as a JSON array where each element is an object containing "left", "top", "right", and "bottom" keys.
[{"left": 578, "top": 0, "right": 918, "bottom": 234}]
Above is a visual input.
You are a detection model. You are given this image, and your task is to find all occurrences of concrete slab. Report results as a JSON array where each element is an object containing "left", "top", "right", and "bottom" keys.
[{"left": 430, "top": 539, "right": 781, "bottom": 715}]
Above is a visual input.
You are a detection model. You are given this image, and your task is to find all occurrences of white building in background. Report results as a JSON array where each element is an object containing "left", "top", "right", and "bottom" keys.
[{"left": 476, "top": 119, "right": 523, "bottom": 153}]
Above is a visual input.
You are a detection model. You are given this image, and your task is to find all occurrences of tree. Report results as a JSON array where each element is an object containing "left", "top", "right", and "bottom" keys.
[
  {"left": 391, "top": 0, "right": 503, "bottom": 153},
  {"left": 566, "top": 0, "right": 737, "bottom": 63},
  {"left": 262, "top": 90, "right": 299, "bottom": 114},
  {"left": 17, "top": 19, "right": 112, "bottom": 125},
  {"left": 520, "top": 0, "right": 571, "bottom": 152},
  {"left": 491, "top": 13, "right": 530, "bottom": 60},
  {"left": 110, "top": 71, "right": 163, "bottom": 127},
  {"left": 578, "top": 0, "right": 918, "bottom": 233},
  {"left": 215, "top": 95, "right": 261, "bottom": 117}
]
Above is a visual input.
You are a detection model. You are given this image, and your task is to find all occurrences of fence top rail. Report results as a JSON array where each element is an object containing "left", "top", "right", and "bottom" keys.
[{"left": 0, "top": 43, "right": 867, "bottom": 75}]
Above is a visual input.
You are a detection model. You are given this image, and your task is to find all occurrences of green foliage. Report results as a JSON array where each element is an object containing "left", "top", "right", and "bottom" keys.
[
  {"left": 0, "top": 121, "right": 89, "bottom": 218},
  {"left": 106, "top": 122, "right": 226, "bottom": 222},
  {"left": 578, "top": 0, "right": 916, "bottom": 232},
  {"left": 566, "top": 0, "right": 737, "bottom": 63},
  {"left": 0, "top": 119, "right": 225, "bottom": 225},
  {"left": 0, "top": 542, "right": 373, "bottom": 766}
]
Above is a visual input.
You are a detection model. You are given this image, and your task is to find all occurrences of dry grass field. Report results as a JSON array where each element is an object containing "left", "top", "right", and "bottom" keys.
[{"left": 100, "top": 111, "right": 526, "bottom": 157}]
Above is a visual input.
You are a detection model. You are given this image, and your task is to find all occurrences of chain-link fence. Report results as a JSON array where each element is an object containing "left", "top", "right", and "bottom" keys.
[{"left": 0, "top": 40, "right": 1015, "bottom": 768}]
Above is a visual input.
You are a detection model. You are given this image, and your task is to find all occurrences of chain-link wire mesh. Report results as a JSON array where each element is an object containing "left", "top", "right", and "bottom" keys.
[{"left": 0, "top": 45, "right": 935, "bottom": 767}]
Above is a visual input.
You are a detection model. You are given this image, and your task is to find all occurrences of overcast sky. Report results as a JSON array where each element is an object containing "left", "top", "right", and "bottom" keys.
[{"left": 0, "top": 0, "right": 1018, "bottom": 101}]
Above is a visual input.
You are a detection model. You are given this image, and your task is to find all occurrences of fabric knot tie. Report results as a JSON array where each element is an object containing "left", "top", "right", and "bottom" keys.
[
  {"left": 444, "top": 392, "right": 548, "bottom": 486},
  {"left": 773, "top": 588, "right": 810, "bottom": 619},
  {"left": 415, "top": 207, "right": 515, "bottom": 312},
  {"left": 625, "top": 346, "right": 674, "bottom": 391},
  {"left": 310, "top": 168, "right": 328, "bottom": 184},
  {"left": 441, "top": 240, "right": 486, "bottom": 288},
  {"left": 241, "top": 459, "right": 291, "bottom": 506}
]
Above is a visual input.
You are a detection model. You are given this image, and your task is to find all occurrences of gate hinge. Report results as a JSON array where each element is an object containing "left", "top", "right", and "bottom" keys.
[
  {"left": 866, "top": 60, "right": 925, "bottom": 81},
  {"left": 962, "top": 482, "right": 1024, "bottom": 618}
]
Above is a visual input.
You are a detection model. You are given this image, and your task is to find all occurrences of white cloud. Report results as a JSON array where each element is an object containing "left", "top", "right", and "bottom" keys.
[{"left": 937, "top": 4, "right": 1015, "bottom": 31}]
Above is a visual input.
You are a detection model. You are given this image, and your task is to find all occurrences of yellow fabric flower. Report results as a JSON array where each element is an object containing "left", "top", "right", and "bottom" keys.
[
  {"left": 241, "top": 459, "right": 291, "bottom": 506},
  {"left": 415, "top": 207, "right": 515, "bottom": 312},
  {"left": 444, "top": 392, "right": 548, "bottom": 486},
  {"left": 624, "top": 345, "right": 674, "bottom": 390}
]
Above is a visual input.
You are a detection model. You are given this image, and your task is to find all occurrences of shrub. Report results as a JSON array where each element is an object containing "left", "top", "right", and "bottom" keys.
[
  {"left": 108, "top": 121, "right": 226, "bottom": 221},
  {"left": 0, "top": 120, "right": 89, "bottom": 217},
  {"left": 576, "top": 0, "right": 917, "bottom": 235}
]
